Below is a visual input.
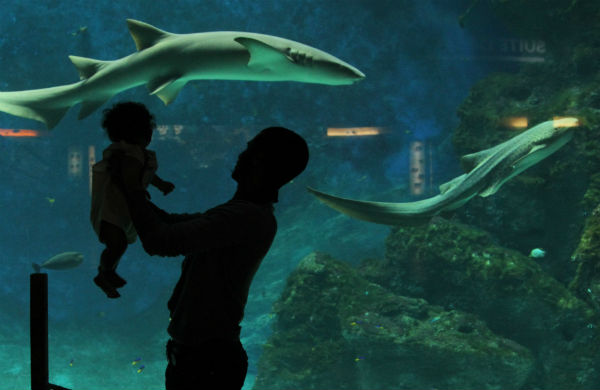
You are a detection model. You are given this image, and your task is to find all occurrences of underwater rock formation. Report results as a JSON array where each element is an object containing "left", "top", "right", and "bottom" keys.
[
  {"left": 365, "top": 218, "right": 599, "bottom": 389},
  {"left": 451, "top": 67, "right": 599, "bottom": 265},
  {"left": 570, "top": 202, "right": 600, "bottom": 316},
  {"left": 449, "top": 63, "right": 600, "bottom": 297},
  {"left": 253, "top": 252, "right": 534, "bottom": 390},
  {"left": 452, "top": 0, "right": 600, "bottom": 273}
]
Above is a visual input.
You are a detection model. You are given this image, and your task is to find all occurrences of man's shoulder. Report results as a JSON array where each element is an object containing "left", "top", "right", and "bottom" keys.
[
  {"left": 216, "top": 200, "right": 274, "bottom": 217},
  {"left": 209, "top": 200, "right": 276, "bottom": 231}
]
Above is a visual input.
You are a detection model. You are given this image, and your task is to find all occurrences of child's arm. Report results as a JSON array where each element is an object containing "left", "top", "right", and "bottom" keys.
[{"left": 151, "top": 174, "right": 175, "bottom": 195}]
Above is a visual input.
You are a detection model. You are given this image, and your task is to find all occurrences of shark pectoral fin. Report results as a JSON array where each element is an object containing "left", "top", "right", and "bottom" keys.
[
  {"left": 439, "top": 174, "right": 467, "bottom": 194},
  {"left": 155, "top": 81, "right": 187, "bottom": 105},
  {"left": 530, "top": 144, "right": 547, "bottom": 153},
  {"left": 513, "top": 144, "right": 546, "bottom": 166},
  {"left": 508, "top": 143, "right": 549, "bottom": 174},
  {"left": 234, "top": 37, "right": 291, "bottom": 70},
  {"left": 126, "top": 19, "right": 172, "bottom": 51},
  {"left": 147, "top": 77, "right": 186, "bottom": 105},
  {"left": 69, "top": 56, "right": 112, "bottom": 80},
  {"left": 79, "top": 97, "right": 111, "bottom": 119},
  {"left": 478, "top": 182, "right": 502, "bottom": 197}
]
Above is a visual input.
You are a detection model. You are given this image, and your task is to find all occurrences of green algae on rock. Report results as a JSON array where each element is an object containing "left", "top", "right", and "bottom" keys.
[
  {"left": 253, "top": 252, "right": 534, "bottom": 390},
  {"left": 377, "top": 218, "right": 599, "bottom": 389}
]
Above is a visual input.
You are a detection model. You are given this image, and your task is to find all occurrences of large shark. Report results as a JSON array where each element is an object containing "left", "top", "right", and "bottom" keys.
[
  {"left": 0, "top": 19, "right": 364, "bottom": 129},
  {"left": 308, "top": 117, "right": 579, "bottom": 225}
]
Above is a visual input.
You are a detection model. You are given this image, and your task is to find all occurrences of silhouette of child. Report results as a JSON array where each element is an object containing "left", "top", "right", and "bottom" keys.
[{"left": 90, "top": 102, "right": 174, "bottom": 298}]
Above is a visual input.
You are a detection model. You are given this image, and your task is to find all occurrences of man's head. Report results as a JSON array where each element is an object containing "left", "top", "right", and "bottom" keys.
[
  {"left": 232, "top": 127, "right": 309, "bottom": 203},
  {"left": 102, "top": 102, "right": 156, "bottom": 146}
]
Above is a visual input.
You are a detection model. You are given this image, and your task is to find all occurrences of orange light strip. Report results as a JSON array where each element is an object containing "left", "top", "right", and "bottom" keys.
[
  {"left": 0, "top": 129, "right": 41, "bottom": 137},
  {"left": 501, "top": 117, "right": 529, "bottom": 129},
  {"left": 327, "top": 127, "right": 383, "bottom": 137}
]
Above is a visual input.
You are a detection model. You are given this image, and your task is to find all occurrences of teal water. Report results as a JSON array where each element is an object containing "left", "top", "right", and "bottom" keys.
[{"left": 1, "top": 1, "right": 599, "bottom": 389}]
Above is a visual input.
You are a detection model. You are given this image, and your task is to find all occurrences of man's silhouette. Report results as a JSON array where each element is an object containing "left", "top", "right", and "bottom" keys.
[{"left": 112, "top": 126, "right": 309, "bottom": 389}]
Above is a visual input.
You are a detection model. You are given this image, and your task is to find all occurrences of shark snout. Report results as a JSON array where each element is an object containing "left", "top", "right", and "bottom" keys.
[
  {"left": 325, "top": 62, "right": 365, "bottom": 85},
  {"left": 351, "top": 67, "right": 366, "bottom": 82},
  {"left": 338, "top": 62, "right": 365, "bottom": 83}
]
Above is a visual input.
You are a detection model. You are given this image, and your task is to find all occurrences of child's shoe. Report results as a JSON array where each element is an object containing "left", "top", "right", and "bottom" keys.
[
  {"left": 106, "top": 271, "right": 127, "bottom": 288},
  {"left": 94, "top": 272, "right": 120, "bottom": 299}
]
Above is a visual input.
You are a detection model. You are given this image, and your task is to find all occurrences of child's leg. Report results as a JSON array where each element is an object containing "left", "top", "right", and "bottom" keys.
[
  {"left": 94, "top": 222, "right": 127, "bottom": 298},
  {"left": 99, "top": 221, "right": 128, "bottom": 275}
]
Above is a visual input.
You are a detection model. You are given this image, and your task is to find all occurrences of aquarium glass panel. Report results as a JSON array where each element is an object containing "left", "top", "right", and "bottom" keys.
[{"left": 1, "top": 1, "right": 598, "bottom": 389}]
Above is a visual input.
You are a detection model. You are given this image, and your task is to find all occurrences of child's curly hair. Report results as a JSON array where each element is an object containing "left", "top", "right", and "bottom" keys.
[{"left": 101, "top": 102, "right": 156, "bottom": 144}]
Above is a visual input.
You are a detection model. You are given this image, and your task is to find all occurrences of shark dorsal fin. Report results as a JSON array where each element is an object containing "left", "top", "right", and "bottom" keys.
[
  {"left": 439, "top": 174, "right": 467, "bottom": 194},
  {"left": 460, "top": 147, "right": 496, "bottom": 173},
  {"left": 127, "top": 19, "right": 171, "bottom": 51},
  {"left": 69, "top": 55, "right": 112, "bottom": 80},
  {"left": 235, "top": 37, "right": 292, "bottom": 69}
]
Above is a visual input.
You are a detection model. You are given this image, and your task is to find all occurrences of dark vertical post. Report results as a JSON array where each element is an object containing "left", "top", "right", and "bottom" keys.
[{"left": 30, "top": 273, "right": 48, "bottom": 390}]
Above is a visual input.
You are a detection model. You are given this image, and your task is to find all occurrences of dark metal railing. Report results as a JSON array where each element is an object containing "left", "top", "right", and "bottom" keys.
[{"left": 30, "top": 272, "right": 71, "bottom": 390}]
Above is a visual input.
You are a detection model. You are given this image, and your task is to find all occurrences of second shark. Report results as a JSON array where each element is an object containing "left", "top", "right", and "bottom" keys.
[{"left": 309, "top": 118, "right": 579, "bottom": 225}]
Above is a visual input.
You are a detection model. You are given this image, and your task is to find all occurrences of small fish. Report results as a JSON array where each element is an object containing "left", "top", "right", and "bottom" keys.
[
  {"left": 46, "top": 197, "right": 56, "bottom": 205},
  {"left": 529, "top": 248, "right": 546, "bottom": 258},
  {"left": 32, "top": 252, "right": 84, "bottom": 273},
  {"left": 354, "top": 356, "right": 365, "bottom": 362},
  {"left": 70, "top": 26, "right": 88, "bottom": 37},
  {"left": 132, "top": 357, "right": 142, "bottom": 365},
  {"left": 137, "top": 365, "right": 145, "bottom": 374},
  {"left": 69, "top": 359, "right": 74, "bottom": 367}
]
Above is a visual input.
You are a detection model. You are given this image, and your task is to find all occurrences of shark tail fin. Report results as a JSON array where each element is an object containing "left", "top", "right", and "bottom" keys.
[
  {"left": 69, "top": 56, "right": 112, "bottom": 80},
  {"left": 0, "top": 97, "right": 69, "bottom": 129},
  {"left": 126, "top": 19, "right": 172, "bottom": 51},
  {"left": 307, "top": 187, "right": 432, "bottom": 226}
]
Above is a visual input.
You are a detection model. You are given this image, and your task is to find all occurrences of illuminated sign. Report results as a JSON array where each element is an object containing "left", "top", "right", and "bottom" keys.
[
  {"left": 409, "top": 141, "right": 426, "bottom": 196},
  {"left": 502, "top": 117, "right": 529, "bottom": 129},
  {"left": 327, "top": 127, "right": 385, "bottom": 137},
  {"left": 0, "top": 129, "right": 41, "bottom": 137},
  {"left": 68, "top": 147, "right": 83, "bottom": 178},
  {"left": 501, "top": 116, "right": 580, "bottom": 130},
  {"left": 88, "top": 146, "right": 96, "bottom": 195},
  {"left": 156, "top": 124, "right": 185, "bottom": 142}
]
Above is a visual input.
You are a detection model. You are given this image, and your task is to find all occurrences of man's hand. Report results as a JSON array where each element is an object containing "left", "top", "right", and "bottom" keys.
[{"left": 108, "top": 152, "right": 145, "bottom": 196}]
